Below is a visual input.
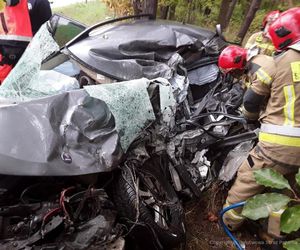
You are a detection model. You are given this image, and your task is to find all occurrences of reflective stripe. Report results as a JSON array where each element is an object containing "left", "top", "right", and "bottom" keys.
[
  {"left": 289, "top": 41, "right": 300, "bottom": 52},
  {"left": 256, "top": 68, "right": 272, "bottom": 85},
  {"left": 254, "top": 34, "right": 275, "bottom": 55},
  {"left": 261, "top": 124, "right": 300, "bottom": 137},
  {"left": 255, "top": 34, "right": 263, "bottom": 42},
  {"left": 270, "top": 208, "right": 286, "bottom": 218},
  {"left": 245, "top": 81, "right": 250, "bottom": 88},
  {"left": 291, "top": 61, "right": 300, "bottom": 82},
  {"left": 224, "top": 202, "right": 244, "bottom": 221},
  {"left": 259, "top": 132, "right": 300, "bottom": 147},
  {"left": 283, "top": 85, "right": 295, "bottom": 126},
  {"left": 257, "top": 43, "right": 275, "bottom": 50},
  {"left": 247, "top": 47, "right": 260, "bottom": 61},
  {"left": 226, "top": 210, "right": 245, "bottom": 221},
  {"left": 0, "top": 34, "right": 31, "bottom": 42}
]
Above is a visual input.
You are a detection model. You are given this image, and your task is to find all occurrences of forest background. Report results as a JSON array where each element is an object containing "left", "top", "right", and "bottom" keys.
[{"left": 102, "top": 0, "right": 299, "bottom": 44}]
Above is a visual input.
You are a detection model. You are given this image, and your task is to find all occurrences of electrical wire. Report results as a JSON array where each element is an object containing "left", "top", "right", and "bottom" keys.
[
  {"left": 59, "top": 186, "right": 75, "bottom": 222},
  {"left": 41, "top": 207, "right": 61, "bottom": 237},
  {"left": 219, "top": 201, "right": 246, "bottom": 250}
]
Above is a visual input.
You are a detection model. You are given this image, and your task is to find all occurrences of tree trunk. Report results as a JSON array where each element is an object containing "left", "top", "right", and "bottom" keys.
[
  {"left": 133, "top": 0, "right": 142, "bottom": 15},
  {"left": 243, "top": 1, "right": 251, "bottom": 16},
  {"left": 160, "top": 6, "right": 169, "bottom": 19},
  {"left": 236, "top": 0, "right": 262, "bottom": 43},
  {"left": 186, "top": 0, "right": 193, "bottom": 23},
  {"left": 142, "top": 0, "right": 158, "bottom": 19},
  {"left": 224, "top": 0, "right": 238, "bottom": 29},
  {"left": 168, "top": 4, "right": 176, "bottom": 20},
  {"left": 217, "top": 0, "right": 231, "bottom": 30},
  {"left": 287, "top": 0, "right": 294, "bottom": 8},
  {"left": 132, "top": 1, "right": 140, "bottom": 15}
]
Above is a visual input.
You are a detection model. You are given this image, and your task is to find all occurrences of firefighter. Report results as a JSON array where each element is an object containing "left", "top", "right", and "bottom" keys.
[
  {"left": 244, "top": 10, "right": 280, "bottom": 56},
  {"left": 28, "top": 0, "right": 52, "bottom": 35},
  {"left": 0, "top": 0, "right": 32, "bottom": 82},
  {"left": 218, "top": 7, "right": 300, "bottom": 235}
]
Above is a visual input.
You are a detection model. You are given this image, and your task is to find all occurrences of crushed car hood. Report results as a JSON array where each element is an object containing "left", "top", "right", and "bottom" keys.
[
  {"left": 0, "top": 90, "right": 122, "bottom": 176},
  {"left": 66, "top": 20, "right": 214, "bottom": 81}
]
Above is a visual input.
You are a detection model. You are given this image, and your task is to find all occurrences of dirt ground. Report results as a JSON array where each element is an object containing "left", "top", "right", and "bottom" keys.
[{"left": 184, "top": 183, "right": 261, "bottom": 250}]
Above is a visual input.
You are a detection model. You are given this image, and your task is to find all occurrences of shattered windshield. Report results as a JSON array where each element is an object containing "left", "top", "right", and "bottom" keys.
[
  {"left": 85, "top": 78, "right": 176, "bottom": 151},
  {"left": 0, "top": 24, "right": 65, "bottom": 102},
  {"left": 85, "top": 78, "right": 156, "bottom": 151}
]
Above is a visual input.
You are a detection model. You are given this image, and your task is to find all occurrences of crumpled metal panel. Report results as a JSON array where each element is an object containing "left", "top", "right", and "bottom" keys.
[
  {"left": 0, "top": 90, "right": 122, "bottom": 176},
  {"left": 85, "top": 78, "right": 156, "bottom": 151},
  {"left": 64, "top": 212, "right": 116, "bottom": 249},
  {"left": 188, "top": 64, "right": 219, "bottom": 86},
  {"left": 67, "top": 20, "right": 214, "bottom": 81},
  {"left": 158, "top": 81, "right": 176, "bottom": 112},
  {"left": 218, "top": 141, "right": 254, "bottom": 182}
]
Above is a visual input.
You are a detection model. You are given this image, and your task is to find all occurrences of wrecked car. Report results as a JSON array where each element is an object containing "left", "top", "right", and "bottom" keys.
[{"left": 0, "top": 14, "right": 257, "bottom": 249}]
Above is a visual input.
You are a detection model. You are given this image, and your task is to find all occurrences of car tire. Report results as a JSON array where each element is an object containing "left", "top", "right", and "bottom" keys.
[{"left": 112, "top": 167, "right": 186, "bottom": 249}]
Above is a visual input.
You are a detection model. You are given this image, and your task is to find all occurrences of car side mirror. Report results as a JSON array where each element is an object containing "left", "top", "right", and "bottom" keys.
[
  {"left": 215, "top": 23, "right": 242, "bottom": 46},
  {"left": 216, "top": 24, "right": 222, "bottom": 37},
  {"left": 47, "top": 14, "right": 86, "bottom": 48}
]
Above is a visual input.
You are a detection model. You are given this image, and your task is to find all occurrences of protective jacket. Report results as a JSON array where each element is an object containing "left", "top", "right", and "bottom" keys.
[
  {"left": 0, "top": 0, "right": 32, "bottom": 82},
  {"left": 0, "top": 0, "right": 32, "bottom": 45},
  {"left": 243, "top": 42, "right": 300, "bottom": 166},
  {"left": 245, "top": 31, "right": 275, "bottom": 56},
  {"left": 28, "top": 0, "right": 52, "bottom": 35}
]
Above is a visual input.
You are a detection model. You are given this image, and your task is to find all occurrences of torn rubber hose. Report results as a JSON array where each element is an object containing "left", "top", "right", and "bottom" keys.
[{"left": 219, "top": 201, "right": 246, "bottom": 250}]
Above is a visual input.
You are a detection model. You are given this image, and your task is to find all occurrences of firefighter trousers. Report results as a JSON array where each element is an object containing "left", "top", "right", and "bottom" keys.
[{"left": 223, "top": 146, "right": 298, "bottom": 231}]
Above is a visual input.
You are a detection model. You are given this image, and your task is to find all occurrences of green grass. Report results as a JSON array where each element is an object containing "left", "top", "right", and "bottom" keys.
[{"left": 53, "top": 1, "right": 112, "bottom": 25}]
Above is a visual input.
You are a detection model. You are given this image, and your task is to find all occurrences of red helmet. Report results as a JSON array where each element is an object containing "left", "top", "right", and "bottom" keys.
[
  {"left": 262, "top": 10, "right": 280, "bottom": 28},
  {"left": 269, "top": 7, "right": 300, "bottom": 50},
  {"left": 218, "top": 45, "right": 247, "bottom": 73}
]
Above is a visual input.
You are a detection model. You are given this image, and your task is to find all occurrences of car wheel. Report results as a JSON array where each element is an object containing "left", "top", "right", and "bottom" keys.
[{"left": 112, "top": 166, "right": 186, "bottom": 249}]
